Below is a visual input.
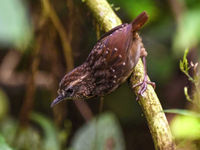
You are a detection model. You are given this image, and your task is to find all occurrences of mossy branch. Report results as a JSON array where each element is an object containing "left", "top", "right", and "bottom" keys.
[{"left": 84, "top": 0, "right": 176, "bottom": 149}]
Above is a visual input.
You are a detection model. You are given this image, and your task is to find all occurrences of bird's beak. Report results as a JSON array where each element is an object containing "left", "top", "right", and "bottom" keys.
[{"left": 50, "top": 95, "right": 65, "bottom": 107}]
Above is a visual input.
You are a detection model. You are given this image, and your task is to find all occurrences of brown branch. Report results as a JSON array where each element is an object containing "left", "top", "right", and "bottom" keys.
[
  {"left": 19, "top": 35, "right": 42, "bottom": 126},
  {"left": 74, "top": 100, "right": 93, "bottom": 121},
  {"left": 84, "top": 0, "right": 176, "bottom": 149},
  {"left": 41, "top": 0, "right": 74, "bottom": 71}
]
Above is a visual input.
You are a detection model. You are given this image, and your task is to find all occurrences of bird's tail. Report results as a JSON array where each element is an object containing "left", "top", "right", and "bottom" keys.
[{"left": 131, "top": 11, "right": 148, "bottom": 32}]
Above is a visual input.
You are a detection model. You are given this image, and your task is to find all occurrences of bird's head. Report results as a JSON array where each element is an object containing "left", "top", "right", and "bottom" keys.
[{"left": 51, "top": 64, "right": 94, "bottom": 107}]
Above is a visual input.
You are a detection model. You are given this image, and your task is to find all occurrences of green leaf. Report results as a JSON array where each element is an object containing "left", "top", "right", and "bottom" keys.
[
  {"left": 170, "top": 115, "right": 200, "bottom": 139},
  {"left": 71, "top": 113, "right": 125, "bottom": 150},
  {"left": 179, "top": 49, "right": 194, "bottom": 82},
  {"left": 0, "top": 117, "right": 41, "bottom": 150},
  {"left": 0, "top": 118, "right": 18, "bottom": 146},
  {"left": 179, "top": 48, "right": 189, "bottom": 73},
  {"left": 0, "top": 114, "right": 62, "bottom": 150},
  {"left": 184, "top": 87, "right": 193, "bottom": 102},
  {"left": 30, "top": 112, "right": 61, "bottom": 150},
  {"left": 0, "top": 0, "right": 32, "bottom": 48},
  {"left": 164, "top": 109, "right": 200, "bottom": 118},
  {"left": 0, "top": 134, "right": 13, "bottom": 150},
  {"left": 14, "top": 127, "right": 41, "bottom": 150}
]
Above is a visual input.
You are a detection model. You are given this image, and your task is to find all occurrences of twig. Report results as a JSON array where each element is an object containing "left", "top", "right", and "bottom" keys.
[
  {"left": 84, "top": 0, "right": 176, "bottom": 149},
  {"left": 74, "top": 100, "right": 93, "bottom": 121}
]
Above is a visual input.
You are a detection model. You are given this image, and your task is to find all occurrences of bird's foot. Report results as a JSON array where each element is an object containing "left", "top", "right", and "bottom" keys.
[{"left": 132, "top": 75, "right": 155, "bottom": 100}]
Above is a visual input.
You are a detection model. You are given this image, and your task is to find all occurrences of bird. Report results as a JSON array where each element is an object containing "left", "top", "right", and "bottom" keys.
[{"left": 51, "top": 11, "right": 155, "bottom": 107}]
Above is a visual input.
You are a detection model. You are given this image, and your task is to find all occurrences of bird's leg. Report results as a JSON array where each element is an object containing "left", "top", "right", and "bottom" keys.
[{"left": 132, "top": 47, "right": 155, "bottom": 100}]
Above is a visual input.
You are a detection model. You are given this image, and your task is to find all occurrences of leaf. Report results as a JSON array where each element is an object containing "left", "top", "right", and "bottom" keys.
[
  {"left": 0, "top": 134, "right": 13, "bottom": 150},
  {"left": 179, "top": 49, "right": 194, "bottom": 82},
  {"left": 179, "top": 48, "right": 189, "bottom": 73},
  {"left": 170, "top": 115, "right": 200, "bottom": 139},
  {"left": 164, "top": 109, "right": 200, "bottom": 118},
  {"left": 0, "top": 113, "right": 62, "bottom": 150},
  {"left": 184, "top": 87, "right": 193, "bottom": 102},
  {"left": 71, "top": 113, "right": 125, "bottom": 150},
  {"left": 0, "top": 117, "right": 41, "bottom": 150},
  {"left": 0, "top": 118, "right": 18, "bottom": 145},
  {"left": 0, "top": 0, "right": 32, "bottom": 48},
  {"left": 14, "top": 127, "right": 41, "bottom": 150},
  {"left": 30, "top": 112, "right": 61, "bottom": 150}
]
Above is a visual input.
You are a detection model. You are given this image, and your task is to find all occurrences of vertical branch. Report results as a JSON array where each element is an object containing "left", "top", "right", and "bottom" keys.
[
  {"left": 41, "top": 0, "right": 74, "bottom": 71},
  {"left": 19, "top": 13, "right": 48, "bottom": 127},
  {"left": 83, "top": 0, "right": 176, "bottom": 149},
  {"left": 19, "top": 36, "right": 41, "bottom": 126}
]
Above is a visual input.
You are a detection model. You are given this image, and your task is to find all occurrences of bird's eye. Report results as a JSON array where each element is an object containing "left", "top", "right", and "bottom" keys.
[{"left": 66, "top": 88, "right": 73, "bottom": 96}]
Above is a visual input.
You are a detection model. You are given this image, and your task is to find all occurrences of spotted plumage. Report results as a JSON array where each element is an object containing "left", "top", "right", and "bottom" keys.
[{"left": 51, "top": 11, "right": 150, "bottom": 107}]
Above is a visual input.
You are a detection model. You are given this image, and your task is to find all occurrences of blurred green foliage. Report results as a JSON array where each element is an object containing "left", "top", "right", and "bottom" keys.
[
  {"left": 30, "top": 113, "right": 61, "bottom": 150},
  {"left": 0, "top": 0, "right": 32, "bottom": 48},
  {"left": 165, "top": 49, "right": 200, "bottom": 149},
  {"left": 173, "top": 9, "right": 200, "bottom": 55},
  {"left": 109, "top": 0, "right": 159, "bottom": 20},
  {"left": 71, "top": 113, "right": 125, "bottom": 150},
  {"left": 165, "top": 109, "right": 200, "bottom": 118},
  {"left": 0, "top": 113, "right": 63, "bottom": 150},
  {"left": 171, "top": 115, "right": 200, "bottom": 139},
  {"left": 0, "top": 135, "right": 13, "bottom": 150}
]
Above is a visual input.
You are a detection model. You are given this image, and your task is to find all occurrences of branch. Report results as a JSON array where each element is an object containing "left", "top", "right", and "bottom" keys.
[
  {"left": 41, "top": 0, "right": 74, "bottom": 71},
  {"left": 84, "top": 0, "right": 176, "bottom": 149},
  {"left": 19, "top": 33, "right": 42, "bottom": 127}
]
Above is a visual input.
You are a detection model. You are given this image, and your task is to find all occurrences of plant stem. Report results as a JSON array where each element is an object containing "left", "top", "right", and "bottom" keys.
[{"left": 84, "top": 0, "right": 176, "bottom": 149}]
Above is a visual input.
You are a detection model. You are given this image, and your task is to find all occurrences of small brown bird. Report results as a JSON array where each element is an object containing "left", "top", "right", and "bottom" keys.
[{"left": 51, "top": 11, "right": 154, "bottom": 107}]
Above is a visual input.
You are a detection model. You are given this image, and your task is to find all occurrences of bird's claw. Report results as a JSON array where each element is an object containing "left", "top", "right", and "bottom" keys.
[{"left": 132, "top": 76, "right": 155, "bottom": 100}]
